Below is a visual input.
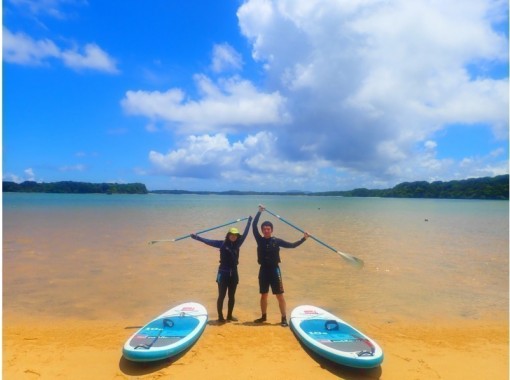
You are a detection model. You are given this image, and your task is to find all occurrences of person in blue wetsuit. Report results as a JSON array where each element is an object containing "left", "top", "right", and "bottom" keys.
[
  {"left": 191, "top": 216, "right": 252, "bottom": 323},
  {"left": 252, "top": 205, "right": 309, "bottom": 327}
]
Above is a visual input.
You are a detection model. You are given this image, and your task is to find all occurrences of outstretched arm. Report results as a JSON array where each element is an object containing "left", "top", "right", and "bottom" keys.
[
  {"left": 190, "top": 234, "right": 223, "bottom": 249},
  {"left": 277, "top": 232, "right": 309, "bottom": 248}
]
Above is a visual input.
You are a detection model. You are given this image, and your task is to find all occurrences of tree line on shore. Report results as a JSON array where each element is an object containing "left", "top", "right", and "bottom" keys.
[
  {"left": 2, "top": 181, "right": 148, "bottom": 194},
  {"left": 312, "top": 174, "right": 509, "bottom": 200},
  {"left": 153, "top": 175, "right": 509, "bottom": 200},
  {"left": 2, "top": 174, "right": 508, "bottom": 200}
]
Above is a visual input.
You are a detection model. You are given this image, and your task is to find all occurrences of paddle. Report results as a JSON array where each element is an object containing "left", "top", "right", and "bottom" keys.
[
  {"left": 263, "top": 207, "right": 364, "bottom": 268},
  {"left": 149, "top": 217, "right": 249, "bottom": 245}
]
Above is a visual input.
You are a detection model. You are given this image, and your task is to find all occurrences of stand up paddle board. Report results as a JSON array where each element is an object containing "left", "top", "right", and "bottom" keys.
[
  {"left": 290, "top": 305, "right": 383, "bottom": 368},
  {"left": 123, "top": 302, "right": 208, "bottom": 362}
]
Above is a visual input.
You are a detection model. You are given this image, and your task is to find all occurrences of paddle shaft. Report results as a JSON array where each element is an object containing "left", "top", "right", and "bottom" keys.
[
  {"left": 149, "top": 217, "right": 249, "bottom": 244},
  {"left": 264, "top": 208, "right": 363, "bottom": 268}
]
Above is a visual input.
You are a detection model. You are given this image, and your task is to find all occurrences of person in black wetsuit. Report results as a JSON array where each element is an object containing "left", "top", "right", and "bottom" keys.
[
  {"left": 252, "top": 205, "right": 309, "bottom": 327},
  {"left": 191, "top": 216, "right": 252, "bottom": 323}
]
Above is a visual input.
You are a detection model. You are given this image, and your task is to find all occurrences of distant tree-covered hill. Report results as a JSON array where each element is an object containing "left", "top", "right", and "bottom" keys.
[
  {"left": 2, "top": 181, "right": 148, "bottom": 194},
  {"left": 151, "top": 175, "right": 509, "bottom": 200},
  {"left": 312, "top": 175, "right": 509, "bottom": 200},
  {"left": 3, "top": 175, "right": 508, "bottom": 199}
]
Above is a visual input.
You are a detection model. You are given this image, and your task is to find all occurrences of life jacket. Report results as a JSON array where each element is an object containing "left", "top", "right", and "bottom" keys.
[
  {"left": 219, "top": 241, "right": 239, "bottom": 269},
  {"left": 257, "top": 237, "right": 281, "bottom": 266}
]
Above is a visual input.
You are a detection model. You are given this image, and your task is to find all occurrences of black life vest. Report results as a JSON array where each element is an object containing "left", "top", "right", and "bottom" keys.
[
  {"left": 219, "top": 241, "right": 239, "bottom": 268},
  {"left": 257, "top": 237, "right": 281, "bottom": 266}
]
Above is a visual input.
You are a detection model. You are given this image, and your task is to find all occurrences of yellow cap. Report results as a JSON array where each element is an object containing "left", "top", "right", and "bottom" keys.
[{"left": 228, "top": 227, "right": 240, "bottom": 235}]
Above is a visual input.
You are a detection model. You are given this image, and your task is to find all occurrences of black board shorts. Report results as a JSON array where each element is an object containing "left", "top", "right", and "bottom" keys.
[{"left": 258, "top": 266, "right": 284, "bottom": 294}]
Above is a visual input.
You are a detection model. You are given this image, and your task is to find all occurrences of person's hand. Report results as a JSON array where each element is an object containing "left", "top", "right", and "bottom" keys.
[
  {"left": 248, "top": 215, "right": 253, "bottom": 221},
  {"left": 304, "top": 232, "right": 310, "bottom": 240},
  {"left": 258, "top": 204, "right": 265, "bottom": 212},
  {"left": 191, "top": 233, "right": 197, "bottom": 239}
]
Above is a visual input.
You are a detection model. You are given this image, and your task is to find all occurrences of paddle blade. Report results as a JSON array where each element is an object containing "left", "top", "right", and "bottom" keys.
[{"left": 337, "top": 250, "right": 364, "bottom": 268}]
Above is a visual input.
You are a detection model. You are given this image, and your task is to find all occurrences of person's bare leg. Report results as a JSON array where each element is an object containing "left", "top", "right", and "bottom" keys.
[
  {"left": 276, "top": 294, "right": 288, "bottom": 326},
  {"left": 254, "top": 293, "right": 268, "bottom": 322},
  {"left": 261, "top": 293, "right": 268, "bottom": 314}
]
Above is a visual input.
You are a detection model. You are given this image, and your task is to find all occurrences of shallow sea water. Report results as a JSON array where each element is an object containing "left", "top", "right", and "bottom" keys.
[{"left": 2, "top": 193, "right": 508, "bottom": 325}]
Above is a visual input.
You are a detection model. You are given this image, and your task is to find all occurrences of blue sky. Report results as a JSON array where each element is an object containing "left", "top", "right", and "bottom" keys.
[{"left": 2, "top": 0, "right": 508, "bottom": 192}]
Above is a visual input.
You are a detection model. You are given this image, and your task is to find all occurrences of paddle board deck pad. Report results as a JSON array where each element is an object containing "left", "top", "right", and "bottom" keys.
[
  {"left": 290, "top": 305, "right": 383, "bottom": 368},
  {"left": 123, "top": 302, "right": 208, "bottom": 362}
]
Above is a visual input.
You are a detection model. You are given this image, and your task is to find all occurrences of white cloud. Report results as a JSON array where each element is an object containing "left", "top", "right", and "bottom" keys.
[
  {"left": 234, "top": 0, "right": 508, "bottom": 182},
  {"left": 7, "top": 0, "right": 87, "bottom": 19},
  {"left": 211, "top": 43, "right": 243, "bottom": 73},
  {"left": 3, "top": 28, "right": 60, "bottom": 65},
  {"left": 3, "top": 27, "right": 119, "bottom": 73},
  {"left": 24, "top": 168, "right": 36, "bottom": 181},
  {"left": 3, "top": 168, "right": 37, "bottom": 183},
  {"left": 61, "top": 43, "right": 119, "bottom": 73},
  {"left": 3, "top": 173, "right": 23, "bottom": 183},
  {"left": 121, "top": 75, "right": 289, "bottom": 133},
  {"left": 148, "top": 132, "right": 320, "bottom": 188},
  {"left": 424, "top": 140, "right": 438, "bottom": 151},
  {"left": 128, "top": 0, "right": 507, "bottom": 190}
]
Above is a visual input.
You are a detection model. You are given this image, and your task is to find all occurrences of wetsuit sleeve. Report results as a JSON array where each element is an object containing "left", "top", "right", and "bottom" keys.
[
  {"left": 191, "top": 235, "right": 223, "bottom": 249},
  {"left": 252, "top": 211, "right": 263, "bottom": 243},
  {"left": 237, "top": 216, "right": 253, "bottom": 246},
  {"left": 276, "top": 237, "right": 306, "bottom": 249}
]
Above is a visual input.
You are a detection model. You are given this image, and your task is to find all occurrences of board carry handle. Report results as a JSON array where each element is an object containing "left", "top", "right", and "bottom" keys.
[
  {"left": 325, "top": 320, "right": 339, "bottom": 331},
  {"left": 353, "top": 335, "right": 376, "bottom": 356}
]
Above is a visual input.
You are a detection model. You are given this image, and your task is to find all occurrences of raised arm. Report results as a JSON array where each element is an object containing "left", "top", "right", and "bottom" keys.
[
  {"left": 237, "top": 216, "right": 253, "bottom": 246},
  {"left": 252, "top": 209, "right": 263, "bottom": 241}
]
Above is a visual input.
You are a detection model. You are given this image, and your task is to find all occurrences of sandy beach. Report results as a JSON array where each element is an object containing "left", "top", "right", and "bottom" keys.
[
  {"left": 3, "top": 194, "right": 508, "bottom": 379},
  {"left": 3, "top": 313, "right": 508, "bottom": 379}
]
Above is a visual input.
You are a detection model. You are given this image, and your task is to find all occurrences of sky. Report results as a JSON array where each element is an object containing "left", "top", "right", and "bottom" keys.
[{"left": 2, "top": 0, "right": 509, "bottom": 192}]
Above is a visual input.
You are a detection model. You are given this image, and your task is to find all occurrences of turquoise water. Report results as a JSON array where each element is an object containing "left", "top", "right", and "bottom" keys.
[{"left": 3, "top": 193, "right": 508, "bottom": 324}]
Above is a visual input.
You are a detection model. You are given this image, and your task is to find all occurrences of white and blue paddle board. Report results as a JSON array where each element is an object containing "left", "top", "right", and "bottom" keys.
[
  {"left": 123, "top": 302, "right": 208, "bottom": 362},
  {"left": 290, "top": 305, "right": 383, "bottom": 368}
]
